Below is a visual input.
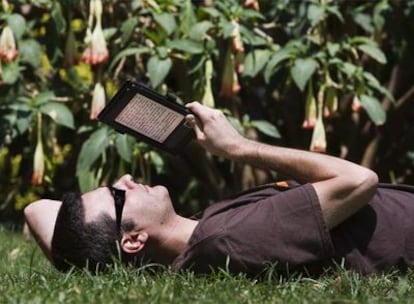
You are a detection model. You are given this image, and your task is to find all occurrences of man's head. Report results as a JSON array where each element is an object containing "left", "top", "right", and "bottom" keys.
[
  {"left": 31, "top": 174, "right": 176, "bottom": 272},
  {"left": 51, "top": 191, "right": 133, "bottom": 272}
]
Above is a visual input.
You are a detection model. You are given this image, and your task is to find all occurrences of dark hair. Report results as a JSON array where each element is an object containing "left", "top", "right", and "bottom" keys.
[{"left": 51, "top": 192, "right": 138, "bottom": 272}]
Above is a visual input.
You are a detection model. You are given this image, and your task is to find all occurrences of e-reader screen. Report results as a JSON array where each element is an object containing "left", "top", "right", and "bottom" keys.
[
  {"left": 98, "top": 81, "right": 194, "bottom": 154},
  {"left": 115, "top": 93, "right": 184, "bottom": 143}
]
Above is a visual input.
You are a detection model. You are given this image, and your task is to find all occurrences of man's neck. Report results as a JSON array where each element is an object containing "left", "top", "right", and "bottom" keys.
[{"left": 147, "top": 215, "right": 198, "bottom": 265}]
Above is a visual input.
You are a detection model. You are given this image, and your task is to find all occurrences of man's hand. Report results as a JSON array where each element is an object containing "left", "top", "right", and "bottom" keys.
[{"left": 185, "top": 102, "right": 247, "bottom": 157}]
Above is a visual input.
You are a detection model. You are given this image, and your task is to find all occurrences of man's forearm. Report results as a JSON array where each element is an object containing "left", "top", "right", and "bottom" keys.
[{"left": 229, "top": 139, "right": 373, "bottom": 185}]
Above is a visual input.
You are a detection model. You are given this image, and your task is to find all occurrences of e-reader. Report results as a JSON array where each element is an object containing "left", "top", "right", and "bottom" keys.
[{"left": 98, "top": 81, "right": 194, "bottom": 154}]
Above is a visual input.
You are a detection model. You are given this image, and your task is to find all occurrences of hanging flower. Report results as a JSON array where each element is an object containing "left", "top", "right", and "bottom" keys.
[
  {"left": 90, "top": 82, "right": 106, "bottom": 119},
  {"left": 243, "top": 0, "right": 260, "bottom": 10},
  {"left": 0, "top": 61, "right": 3, "bottom": 86},
  {"left": 302, "top": 82, "right": 317, "bottom": 129},
  {"left": 310, "top": 88, "right": 327, "bottom": 152},
  {"left": 231, "top": 20, "right": 244, "bottom": 54},
  {"left": 32, "top": 114, "right": 45, "bottom": 185},
  {"left": 352, "top": 95, "right": 362, "bottom": 112},
  {"left": 310, "top": 115, "right": 327, "bottom": 153},
  {"left": 63, "top": 22, "right": 77, "bottom": 68},
  {"left": 219, "top": 47, "right": 240, "bottom": 99},
  {"left": 0, "top": 25, "right": 18, "bottom": 62},
  {"left": 81, "top": 0, "right": 109, "bottom": 65},
  {"left": 323, "top": 86, "right": 338, "bottom": 117},
  {"left": 230, "top": 20, "right": 244, "bottom": 74},
  {"left": 201, "top": 59, "right": 215, "bottom": 108}
]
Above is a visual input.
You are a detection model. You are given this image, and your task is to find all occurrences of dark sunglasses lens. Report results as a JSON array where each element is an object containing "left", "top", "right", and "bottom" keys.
[{"left": 109, "top": 187, "right": 125, "bottom": 229}]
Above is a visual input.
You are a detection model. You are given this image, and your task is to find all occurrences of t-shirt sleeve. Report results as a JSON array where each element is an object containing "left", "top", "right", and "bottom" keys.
[{"left": 263, "top": 183, "right": 335, "bottom": 265}]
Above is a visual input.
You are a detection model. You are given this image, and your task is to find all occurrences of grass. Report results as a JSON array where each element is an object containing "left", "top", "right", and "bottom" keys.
[{"left": 1, "top": 227, "right": 414, "bottom": 304}]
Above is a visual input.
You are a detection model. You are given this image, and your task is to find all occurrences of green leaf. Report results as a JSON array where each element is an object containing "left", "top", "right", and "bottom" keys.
[
  {"left": 179, "top": 0, "right": 197, "bottom": 35},
  {"left": 327, "top": 42, "right": 340, "bottom": 57},
  {"left": 363, "top": 72, "right": 395, "bottom": 103},
  {"left": 350, "top": 36, "right": 377, "bottom": 46},
  {"left": 357, "top": 44, "right": 386, "bottom": 64},
  {"left": 2, "top": 62, "right": 22, "bottom": 84},
  {"left": 19, "top": 39, "right": 42, "bottom": 68},
  {"left": 148, "top": 151, "right": 164, "bottom": 174},
  {"left": 222, "top": 21, "right": 235, "bottom": 38},
  {"left": 6, "top": 14, "right": 26, "bottom": 39},
  {"left": 325, "top": 5, "right": 344, "bottom": 22},
  {"left": 200, "top": 7, "right": 221, "bottom": 18},
  {"left": 154, "top": 13, "right": 177, "bottom": 35},
  {"left": 115, "top": 134, "right": 132, "bottom": 162},
  {"left": 121, "top": 17, "right": 138, "bottom": 46},
  {"left": 243, "top": 49, "right": 272, "bottom": 78},
  {"left": 340, "top": 62, "right": 358, "bottom": 77},
  {"left": 77, "top": 169, "right": 100, "bottom": 193},
  {"left": 103, "top": 28, "right": 117, "bottom": 40},
  {"left": 189, "top": 21, "right": 213, "bottom": 41},
  {"left": 359, "top": 95, "right": 386, "bottom": 126},
  {"left": 109, "top": 47, "right": 150, "bottom": 71},
  {"left": 76, "top": 128, "right": 110, "bottom": 175},
  {"left": 167, "top": 39, "right": 204, "bottom": 54},
  {"left": 147, "top": 56, "right": 172, "bottom": 88},
  {"left": 353, "top": 13, "right": 374, "bottom": 33},
  {"left": 51, "top": 2, "right": 66, "bottom": 34},
  {"left": 307, "top": 4, "right": 325, "bottom": 26},
  {"left": 290, "top": 58, "right": 318, "bottom": 91},
  {"left": 39, "top": 102, "right": 75, "bottom": 129},
  {"left": 239, "top": 25, "right": 268, "bottom": 46},
  {"left": 33, "top": 91, "right": 55, "bottom": 106},
  {"left": 16, "top": 113, "right": 34, "bottom": 135},
  {"left": 251, "top": 120, "right": 281, "bottom": 138},
  {"left": 264, "top": 49, "right": 291, "bottom": 83}
]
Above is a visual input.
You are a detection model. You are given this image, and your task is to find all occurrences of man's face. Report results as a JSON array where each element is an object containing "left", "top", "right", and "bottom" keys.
[{"left": 82, "top": 174, "right": 175, "bottom": 230}]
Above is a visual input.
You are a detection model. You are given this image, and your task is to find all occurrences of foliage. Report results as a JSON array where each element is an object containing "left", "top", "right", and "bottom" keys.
[
  {"left": 2, "top": 229, "right": 414, "bottom": 303},
  {"left": 0, "top": 0, "right": 414, "bottom": 218}
]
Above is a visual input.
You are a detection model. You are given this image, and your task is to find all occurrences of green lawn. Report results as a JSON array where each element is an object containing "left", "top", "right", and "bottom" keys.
[{"left": 1, "top": 227, "right": 414, "bottom": 304}]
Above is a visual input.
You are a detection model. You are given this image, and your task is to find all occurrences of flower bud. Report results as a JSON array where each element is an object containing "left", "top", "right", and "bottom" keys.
[
  {"left": 243, "top": 0, "right": 260, "bottom": 10},
  {"left": 201, "top": 59, "right": 215, "bottom": 108},
  {"left": 323, "top": 86, "right": 338, "bottom": 117},
  {"left": 352, "top": 95, "right": 362, "bottom": 112},
  {"left": 32, "top": 139, "right": 45, "bottom": 185},
  {"left": 230, "top": 20, "right": 244, "bottom": 54},
  {"left": 219, "top": 48, "right": 240, "bottom": 99},
  {"left": 302, "top": 83, "right": 317, "bottom": 129},
  {"left": 0, "top": 25, "right": 18, "bottom": 62},
  {"left": 310, "top": 116, "right": 327, "bottom": 153},
  {"left": 90, "top": 82, "right": 106, "bottom": 119}
]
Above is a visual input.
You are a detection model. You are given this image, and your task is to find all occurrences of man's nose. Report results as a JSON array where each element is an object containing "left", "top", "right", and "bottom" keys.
[{"left": 112, "top": 174, "right": 134, "bottom": 189}]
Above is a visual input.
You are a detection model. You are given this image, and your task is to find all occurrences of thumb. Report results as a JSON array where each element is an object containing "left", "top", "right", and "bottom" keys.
[{"left": 186, "top": 114, "right": 205, "bottom": 140}]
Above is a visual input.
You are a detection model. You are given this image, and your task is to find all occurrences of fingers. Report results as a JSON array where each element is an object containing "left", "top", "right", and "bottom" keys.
[
  {"left": 185, "top": 114, "right": 205, "bottom": 140},
  {"left": 186, "top": 101, "right": 216, "bottom": 124}
]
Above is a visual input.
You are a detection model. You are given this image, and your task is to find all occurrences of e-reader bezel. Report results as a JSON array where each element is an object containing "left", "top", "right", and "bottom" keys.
[{"left": 98, "top": 81, "right": 194, "bottom": 154}]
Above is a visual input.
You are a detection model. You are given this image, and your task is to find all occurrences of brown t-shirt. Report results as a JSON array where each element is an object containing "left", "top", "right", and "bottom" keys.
[{"left": 171, "top": 183, "right": 414, "bottom": 277}]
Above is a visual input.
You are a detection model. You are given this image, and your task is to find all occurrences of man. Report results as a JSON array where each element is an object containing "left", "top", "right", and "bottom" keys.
[{"left": 25, "top": 102, "right": 414, "bottom": 277}]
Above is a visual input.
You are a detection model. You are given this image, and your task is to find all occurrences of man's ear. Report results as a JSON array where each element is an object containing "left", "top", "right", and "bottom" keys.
[{"left": 120, "top": 231, "right": 148, "bottom": 254}]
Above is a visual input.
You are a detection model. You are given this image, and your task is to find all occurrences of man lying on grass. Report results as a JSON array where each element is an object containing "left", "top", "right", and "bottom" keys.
[{"left": 25, "top": 102, "right": 414, "bottom": 277}]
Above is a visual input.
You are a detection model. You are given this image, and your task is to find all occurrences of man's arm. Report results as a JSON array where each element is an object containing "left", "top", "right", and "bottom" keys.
[{"left": 186, "top": 102, "right": 378, "bottom": 229}]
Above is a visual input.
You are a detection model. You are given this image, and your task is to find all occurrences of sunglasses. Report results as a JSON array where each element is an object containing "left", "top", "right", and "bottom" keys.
[{"left": 108, "top": 186, "right": 126, "bottom": 231}]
